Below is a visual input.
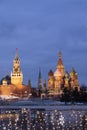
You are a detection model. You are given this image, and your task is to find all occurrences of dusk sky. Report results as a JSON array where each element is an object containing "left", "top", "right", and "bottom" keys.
[{"left": 0, "top": 0, "right": 87, "bottom": 87}]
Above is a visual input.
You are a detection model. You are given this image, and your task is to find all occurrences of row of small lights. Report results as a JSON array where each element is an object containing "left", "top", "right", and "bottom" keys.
[{"left": 0, "top": 108, "right": 87, "bottom": 130}]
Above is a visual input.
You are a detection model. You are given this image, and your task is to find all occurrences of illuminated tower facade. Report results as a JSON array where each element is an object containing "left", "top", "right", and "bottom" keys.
[
  {"left": 56, "top": 52, "right": 65, "bottom": 77},
  {"left": 48, "top": 52, "right": 80, "bottom": 96},
  {"left": 48, "top": 52, "right": 65, "bottom": 95},
  {"left": 11, "top": 49, "right": 23, "bottom": 85},
  {"left": 54, "top": 52, "right": 65, "bottom": 93},
  {"left": 48, "top": 70, "right": 54, "bottom": 94},
  {"left": 69, "top": 67, "right": 80, "bottom": 89}
]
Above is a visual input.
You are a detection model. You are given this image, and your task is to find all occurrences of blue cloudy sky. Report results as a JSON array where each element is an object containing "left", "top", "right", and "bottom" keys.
[{"left": 0, "top": 0, "right": 87, "bottom": 87}]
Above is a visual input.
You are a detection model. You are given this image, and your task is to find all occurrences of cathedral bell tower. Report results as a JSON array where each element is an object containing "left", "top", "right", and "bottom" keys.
[
  {"left": 56, "top": 51, "right": 65, "bottom": 77},
  {"left": 53, "top": 52, "right": 65, "bottom": 94},
  {"left": 11, "top": 49, "right": 23, "bottom": 86}
]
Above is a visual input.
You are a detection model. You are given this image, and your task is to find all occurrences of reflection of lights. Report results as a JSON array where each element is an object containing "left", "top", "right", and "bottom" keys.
[
  {"left": 51, "top": 113, "right": 54, "bottom": 120},
  {"left": 3, "top": 127, "right": 6, "bottom": 130},
  {"left": 0, "top": 109, "right": 87, "bottom": 129},
  {"left": 59, "top": 114, "right": 65, "bottom": 126}
]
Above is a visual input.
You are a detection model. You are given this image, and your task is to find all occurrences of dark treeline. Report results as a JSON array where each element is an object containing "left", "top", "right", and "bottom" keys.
[{"left": 61, "top": 85, "right": 87, "bottom": 103}]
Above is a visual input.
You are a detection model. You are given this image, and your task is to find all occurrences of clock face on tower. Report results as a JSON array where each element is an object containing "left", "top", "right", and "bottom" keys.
[{"left": 14, "top": 63, "right": 19, "bottom": 72}]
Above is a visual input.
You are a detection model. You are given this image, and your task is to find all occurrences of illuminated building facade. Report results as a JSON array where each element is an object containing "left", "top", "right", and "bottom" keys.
[
  {"left": 48, "top": 52, "right": 80, "bottom": 96},
  {"left": 11, "top": 49, "right": 23, "bottom": 86},
  {"left": 0, "top": 50, "right": 31, "bottom": 97}
]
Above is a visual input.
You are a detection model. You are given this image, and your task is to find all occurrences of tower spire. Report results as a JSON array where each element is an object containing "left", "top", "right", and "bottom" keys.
[
  {"left": 38, "top": 67, "right": 41, "bottom": 79},
  {"left": 59, "top": 51, "right": 62, "bottom": 59},
  {"left": 56, "top": 51, "right": 65, "bottom": 77},
  {"left": 15, "top": 48, "right": 19, "bottom": 61},
  {"left": 58, "top": 51, "right": 63, "bottom": 65},
  {"left": 37, "top": 68, "right": 42, "bottom": 96}
]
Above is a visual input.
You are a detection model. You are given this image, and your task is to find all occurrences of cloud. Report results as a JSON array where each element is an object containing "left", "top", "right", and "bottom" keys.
[{"left": 0, "top": 0, "right": 87, "bottom": 86}]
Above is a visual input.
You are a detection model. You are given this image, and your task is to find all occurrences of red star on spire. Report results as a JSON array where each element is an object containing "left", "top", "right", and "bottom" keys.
[{"left": 16, "top": 48, "right": 18, "bottom": 51}]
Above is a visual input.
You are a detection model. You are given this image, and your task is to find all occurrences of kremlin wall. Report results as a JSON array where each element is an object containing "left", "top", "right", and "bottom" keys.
[{"left": 0, "top": 50, "right": 80, "bottom": 98}]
